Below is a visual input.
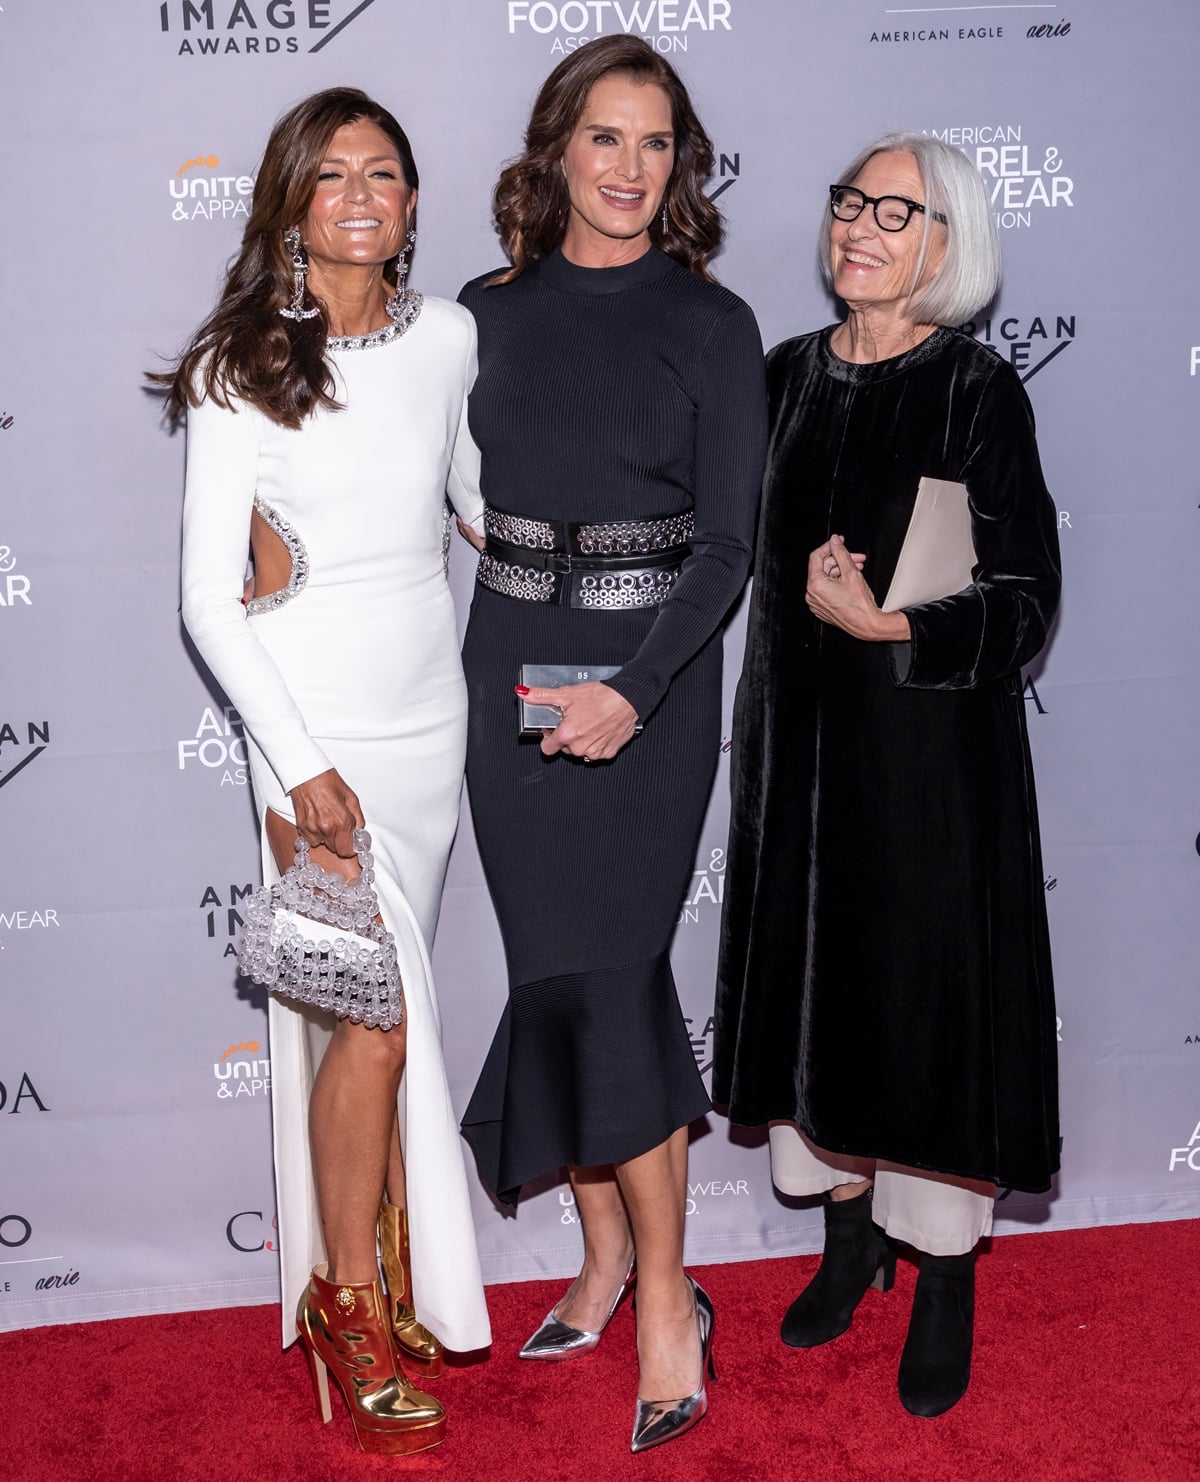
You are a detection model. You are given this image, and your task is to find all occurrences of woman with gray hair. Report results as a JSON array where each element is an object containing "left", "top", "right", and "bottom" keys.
[{"left": 713, "top": 133, "right": 1061, "bottom": 1417}]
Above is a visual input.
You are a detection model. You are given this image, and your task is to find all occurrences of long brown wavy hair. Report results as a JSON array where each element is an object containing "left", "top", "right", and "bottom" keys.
[
  {"left": 151, "top": 88, "right": 419, "bottom": 429},
  {"left": 492, "top": 37, "right": 721, "bottom": 284}
]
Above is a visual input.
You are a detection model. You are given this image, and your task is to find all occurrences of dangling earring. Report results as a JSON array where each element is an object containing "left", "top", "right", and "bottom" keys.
[
  {"left": 393, "top": 227, "right": 416, "bottom": 290},
  {"left": 385, "top": 226, "right": 423, "bottom": 333},
  {"left": 661, "top": 199, "right": 670, "bottom": 235},
  {"left": 279, "top": 228, "right": 320, "bottom": 321}
]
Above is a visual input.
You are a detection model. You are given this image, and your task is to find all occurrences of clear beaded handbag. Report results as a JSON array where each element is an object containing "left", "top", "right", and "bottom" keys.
[{"left": 237, "top": 829, "right": 404, "bottom": 1030}]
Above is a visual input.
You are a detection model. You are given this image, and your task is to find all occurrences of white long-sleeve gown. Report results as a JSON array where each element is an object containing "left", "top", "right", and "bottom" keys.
[{"left": 181, "top": 297, "right": 491, "bottom": 1353}]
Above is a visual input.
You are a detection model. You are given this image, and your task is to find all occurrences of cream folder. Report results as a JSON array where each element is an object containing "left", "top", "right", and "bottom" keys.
[{"left": 881, "top": 477, "right": 977, "bottom": 612}]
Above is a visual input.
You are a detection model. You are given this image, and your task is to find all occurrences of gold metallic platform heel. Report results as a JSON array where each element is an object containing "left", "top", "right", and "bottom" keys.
[
  {"left": 296, "top": 1263, "right": 446, "bottom": 1456},
  {"left": 630, "top": 1276, "right": 716, "bottom": 1455},
  {"left": 378, "top": 1200, "right": 446, "bottom": 1379},
  {"left": 520, "top": 1258, "right": 637, "bottom": 1361}
]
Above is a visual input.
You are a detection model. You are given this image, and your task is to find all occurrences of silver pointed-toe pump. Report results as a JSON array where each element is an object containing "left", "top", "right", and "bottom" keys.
[
  {"left": 630, "top": 1276, "right": 716, "bottom": 1455},
  {"left": 519, "top": 1260, "right": 637, "bottom": 1361}
]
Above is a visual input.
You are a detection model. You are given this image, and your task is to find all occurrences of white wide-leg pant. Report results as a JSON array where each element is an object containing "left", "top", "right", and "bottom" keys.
[{"left": 770, "top": 1123, "right": 994, "bottom": 1257}]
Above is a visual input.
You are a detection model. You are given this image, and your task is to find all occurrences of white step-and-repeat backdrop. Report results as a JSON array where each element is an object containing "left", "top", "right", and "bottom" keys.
[{"left": 2, "top": 0, "right": 1197, "bottom": 1329}]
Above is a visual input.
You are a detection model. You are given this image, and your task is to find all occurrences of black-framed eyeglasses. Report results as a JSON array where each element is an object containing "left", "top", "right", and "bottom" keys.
[{"left": 828, "top": 185, "right": 947, "bottom": 232}]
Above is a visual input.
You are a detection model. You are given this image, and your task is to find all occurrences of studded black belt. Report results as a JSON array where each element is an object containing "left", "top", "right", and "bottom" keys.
[{"left": 476, "top": 504, "right": 693, "bottom": 609}]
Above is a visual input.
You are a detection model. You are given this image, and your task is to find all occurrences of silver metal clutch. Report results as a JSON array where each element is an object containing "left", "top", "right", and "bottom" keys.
[{"left": 518, "top": 663, "right": 621, "bottom": 737}]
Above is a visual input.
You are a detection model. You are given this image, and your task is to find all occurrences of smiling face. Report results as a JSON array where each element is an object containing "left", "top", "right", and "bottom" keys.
[
  {"left": 830, "top": 150, "right": 944, "bottom": 319},
  {"left": 300, "top": 118, "right": 415, "bottom": 275},
  {"left": 559, "top": 74, "right": 674, "bottom": 264}
]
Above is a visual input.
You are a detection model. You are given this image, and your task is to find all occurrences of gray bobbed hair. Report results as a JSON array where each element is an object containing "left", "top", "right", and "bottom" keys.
[{"left": 818, "top": 132, "right": 1000, "bottom": 326}]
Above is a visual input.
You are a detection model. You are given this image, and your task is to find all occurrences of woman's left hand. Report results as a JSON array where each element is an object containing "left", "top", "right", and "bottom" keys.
[
  {"left": 518, "top": 681, "right": 640, "bottom": 761},
  {"left": 806, "top": 534, "right": 910, "bottom": 642}
]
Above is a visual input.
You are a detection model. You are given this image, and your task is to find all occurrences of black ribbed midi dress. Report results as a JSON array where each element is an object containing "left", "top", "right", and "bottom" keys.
[{"left": 458, "top": 247, "right": 767, "bottom": 1206}]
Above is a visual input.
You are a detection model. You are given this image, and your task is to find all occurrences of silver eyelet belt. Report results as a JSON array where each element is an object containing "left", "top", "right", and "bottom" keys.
[{"left": 477, "top": 504, "right": 693, "bottom": 609}]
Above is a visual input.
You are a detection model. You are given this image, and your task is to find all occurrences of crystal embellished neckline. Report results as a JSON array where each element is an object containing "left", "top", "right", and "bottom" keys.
[{"left": 326, "top": 289, "right": 424, "bottom": 352}]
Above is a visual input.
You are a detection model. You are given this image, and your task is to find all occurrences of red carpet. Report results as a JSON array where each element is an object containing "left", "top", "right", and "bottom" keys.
[{"left": 3, "top": 1221, "right": 1197, "bottom": 1481}]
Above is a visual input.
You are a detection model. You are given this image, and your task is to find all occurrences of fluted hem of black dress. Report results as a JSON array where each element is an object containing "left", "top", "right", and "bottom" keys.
[{"left": 461, "top": 952, "right": 712, "bottom": 1207}]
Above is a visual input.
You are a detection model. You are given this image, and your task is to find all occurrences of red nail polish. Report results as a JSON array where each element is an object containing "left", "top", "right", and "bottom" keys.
[{"left": 514, "top": 685, "right": 530, "bottom": 696}]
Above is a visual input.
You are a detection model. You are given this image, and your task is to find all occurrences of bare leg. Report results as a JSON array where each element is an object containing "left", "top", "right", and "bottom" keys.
[
  {"left": 308, "top": 1018, "right": 407, "bottom": 1283},
  {"left": 614, "top": 1127, "right": 698, "bottom": 1402},
  {"left": 831, "top": 1180, "right": 873, "bottom": 1202},
  {"left": 385, "top": 1115, "right": 407, "bottom": 1209},
  {"left": 265, "top": 808, "right": 405, "bottom": 1287},
  {"left": 554, "top": 1166, "right": 635, "bottom": 1331}
]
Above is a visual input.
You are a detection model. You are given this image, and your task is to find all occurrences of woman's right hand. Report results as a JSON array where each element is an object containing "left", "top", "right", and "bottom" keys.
[
  {"left": 289, "top": 769, "right": 364, "bottom": 858},
  {"left": 457, "top": 516, "right": 486, "bottom": 552}
]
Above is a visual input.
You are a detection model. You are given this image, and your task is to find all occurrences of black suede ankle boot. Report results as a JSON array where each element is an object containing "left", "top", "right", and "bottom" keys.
[
  {"left": 897, "top": 1249, "right": 977, "bottom": 1417},
  {"left": 780, "top": 1188, "right": 896, "bottom": 1348}
]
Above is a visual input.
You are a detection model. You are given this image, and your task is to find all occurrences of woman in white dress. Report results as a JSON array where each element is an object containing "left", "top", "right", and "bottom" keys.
[{"left": 163, "top": 88, "right": 491, "bottom": 1455}]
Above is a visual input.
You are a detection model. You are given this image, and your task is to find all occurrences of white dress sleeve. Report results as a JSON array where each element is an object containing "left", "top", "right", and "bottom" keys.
[
  {"left": 446, "top": 314, "right": 484, "bottom": 535},
  {"left": 180, "top": 394, "right": 332, "bottom": 794}
]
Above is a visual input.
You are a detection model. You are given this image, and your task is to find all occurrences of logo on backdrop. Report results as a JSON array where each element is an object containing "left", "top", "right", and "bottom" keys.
[
  {"left": 679, "top": 847, "right": 724, "bottom": 926},
  {"left": 870, "top": 19, "right": 1071, "bottom": 45},
  {"left": 923, "top": 126, "right": 1074, "bottom": 231},
  {"left": 1168, "top": 1121, "right": 1200, "bottom": 1173},
  {"left": 0, "top": 1214, "right": 32, "bottom": 1248},
  {"left": 1023, "top": 675, "right": 1047, "bottom": 714},
  {"left": 0, "top": 1219, "right": 81, "bottom": 1297},
  {"left": 0, "top": 908, "right": 61, "bottom": 953},
  {"left": 1027, "top": 19, "right": 1072, "bottom": 38},
  {"left": 559, "top": 1175, "right": 748, "bottom": 1221},
  {"left": 870, "top": 19, "right": 1004, "bottom": 43},
  {"left": 1191, "top": 348, "right": 1200, "bottom": 378},
  {"left": 201, "top": 883, "right": 254, "bottom": 958},
  {"left": 169, "top": 155, "right": 254, "bottom": 224},
  {"left": 213, "top": 1041, "right": 271, "bottom": 1100},
  {"left": 0, "top": 1073, "right": 49, "bottom": 1114},
  {"left": 685, "top": 1178, "right": 750, "bottom": 1217},
  {"left": 0, "top": 411, "right": 14, "bottom": 430},
  {"left": 0, "top": 544, "right": 32, "bottom": 609},
  {"left": 964, "top": 312, "right": 1075, "bottom": 384},
  {"left": 0, "top": 721, "right": 51, "bottom": 793},
  {"left": 34, "top": 1266, "right": 82, "bottom": 1291},
  {"left": 179, "top": 705, "right": 248, "bottom": 787},
  {"left": 709, "top": 150, "right": 740, "bottom": 205},
  {"left": 685, "top": 1013, "right": 714, "bottom": 1076},
  {"left": 159, "top": 0, "right": 379, "bottom": 57},
  {"left": 226, "top": 1209, "right": 278, "bottom": 1252},
  {"left": 504, "top": 1, "right": 735, "bottom": 56}
]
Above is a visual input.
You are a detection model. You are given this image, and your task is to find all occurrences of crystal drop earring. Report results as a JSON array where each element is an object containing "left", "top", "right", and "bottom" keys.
[
  {"left": 386, "top": 226, "right": 423, "bottom": 332},
  {"left": 279, "top": 228, "right": 320, "bottom": 321},
  {"left": 394, "top": 227, "right": 417, "bottom": 290},
  {"left": 661, "top": 199, "right": 670, "bottom": 235}
]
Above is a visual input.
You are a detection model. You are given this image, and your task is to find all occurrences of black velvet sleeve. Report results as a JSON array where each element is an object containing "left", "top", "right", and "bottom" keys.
[
  {"left": 608, "top": 303, "right": 768, "bottom": 719},
  {"left": 890, "top": 361, "right": 1061, "bottom": 690}
]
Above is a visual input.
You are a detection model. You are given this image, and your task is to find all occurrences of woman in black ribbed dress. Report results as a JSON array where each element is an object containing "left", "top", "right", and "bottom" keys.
[{"left": 457, "top": 39, "right": 766, "bottom": 1454}]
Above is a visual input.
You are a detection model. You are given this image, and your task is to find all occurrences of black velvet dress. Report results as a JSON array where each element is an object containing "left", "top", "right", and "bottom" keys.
[
  {"left": 459, "top": 249, "right": 767, "bottom": 1206},
  {"left": 713, "top": 326, "right": 1061, "bottom": 1194}
]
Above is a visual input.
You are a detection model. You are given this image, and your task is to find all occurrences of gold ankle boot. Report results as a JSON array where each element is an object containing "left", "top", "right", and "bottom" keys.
[
  {"left": 296, "top": 1263, "right": 446, "bottom": 1455},
  {"left": 378, "top": 1200, "right": 446, "bottom": 1378}
]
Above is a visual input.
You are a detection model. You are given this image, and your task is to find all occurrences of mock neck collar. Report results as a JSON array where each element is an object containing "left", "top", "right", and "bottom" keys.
[{"left": 538, "top": 246, "right": 676, "bottom": 296}]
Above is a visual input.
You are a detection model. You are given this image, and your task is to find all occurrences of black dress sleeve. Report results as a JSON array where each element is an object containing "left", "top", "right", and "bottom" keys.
[
  {"left": 607, "top": 302, "right": 768, "bottom": 720},
  {"left": 890, "top": 361, "right": 1061, "bottom": 690}
]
